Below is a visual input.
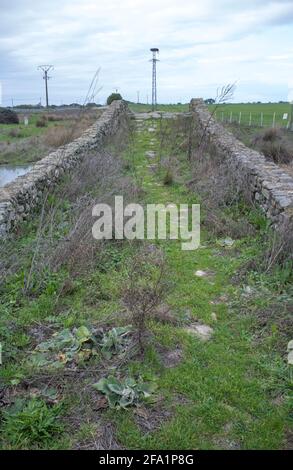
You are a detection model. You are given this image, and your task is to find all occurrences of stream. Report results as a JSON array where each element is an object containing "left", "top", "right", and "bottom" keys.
[{"left": 0, "top": 163, "right": 32, "bottom": 187}]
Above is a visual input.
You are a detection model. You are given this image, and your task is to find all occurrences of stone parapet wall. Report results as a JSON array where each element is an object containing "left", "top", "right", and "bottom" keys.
[
  {"left": 190, "top": 98, "right": 293, "bottom": 226},
  {"left": 0, "top": 100, "right": 130, "bottom": 238}
]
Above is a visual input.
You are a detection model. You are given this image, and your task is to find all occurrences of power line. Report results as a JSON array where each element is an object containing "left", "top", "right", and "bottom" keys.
[{"left": 38, "top": 65, "right": 54, "bottom": 107}]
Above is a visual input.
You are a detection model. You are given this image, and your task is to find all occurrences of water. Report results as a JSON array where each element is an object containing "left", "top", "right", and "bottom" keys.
[{"left": 0, "top": 163, "right": 32, "bottom": 187}]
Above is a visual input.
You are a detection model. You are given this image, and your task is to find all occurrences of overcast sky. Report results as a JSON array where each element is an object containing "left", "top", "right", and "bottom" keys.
[{"left": 1, "top": 0, "right": 293, "bottom": 105}]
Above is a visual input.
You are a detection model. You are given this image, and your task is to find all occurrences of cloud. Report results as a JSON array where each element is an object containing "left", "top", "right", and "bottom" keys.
[{"left": 0, "top": 0, "right": 293, "bottom": 104}]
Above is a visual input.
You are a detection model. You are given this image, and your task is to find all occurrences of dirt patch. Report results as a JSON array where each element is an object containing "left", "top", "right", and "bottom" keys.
[
  {"left": 284, "top": 429, "right": 293, "bottom": 450},
  {"left": 214, "top": 436, "right": 241, "bottom": 450},
  {"left": 173, "top": 393, "right": 193, "bottom": 406},
  {"left": 213, "top": 422, "right": 241, "bottom": 450},
  {"left": 151, "top": 304, "right": 180, "bottom": 325},
  {"left": 252, "top": 301, "right": 293, "bottom": 351},
  {"left": 75, "top": 422, "right": 123, "bottom": 450},
  {"left": 134, "top": 400, "right": 172, "bottom": 434},
  {"left": 161, "top": 347, "right": 183, "bottom": 368}
]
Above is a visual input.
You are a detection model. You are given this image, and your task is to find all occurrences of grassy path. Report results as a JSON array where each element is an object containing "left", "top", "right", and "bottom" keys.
[{"left": 108, "top": 116, "right": 290, "bottom": 449}]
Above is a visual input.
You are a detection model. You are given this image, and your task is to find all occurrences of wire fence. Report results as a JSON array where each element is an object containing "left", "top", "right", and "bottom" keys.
[{"left": 214, "top": 110, "right": 293, "bottom": 130}]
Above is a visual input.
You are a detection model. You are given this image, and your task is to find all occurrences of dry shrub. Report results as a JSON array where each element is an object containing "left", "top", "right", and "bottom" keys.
[
  {"left": 255, "top": 300, "right": 293, "bottom": 352},
  {"left": 8, "top": 128, "right": 22, "bottom": 138},
  {"left": 43, "top": 113, "right": 99, "bottom": 149},
  {"left": 263, "top": 219, "right": 293, "bottom": 272},
  {"left": 46, "top": 149, "right": 129, "bottom": 272},
  {"left": 122, "top": 246, "right": 169, "bottom": 354},
  {"left": 262, "top": 128, "right": 279, "bottom": 142},
  {"left": 260, "top": 141, "right": 292, "bottom": 164},
  {"left": 42, "top": 115, "right": 133, "bottom": 278},
  {"left": 44, "top": 126, "right": 75, "bottom": 147},
  {"left": 252, "top": 128, "right": 293, "bottom": 164},
  {"left": 36, "top": 116, "right": 47, "bottom": 128},
  {"left": 188, "top": 147, "right": 255, "bottom": 238},
  {"left": 47, "top": 114, "right": 64, "bottom": 122}
]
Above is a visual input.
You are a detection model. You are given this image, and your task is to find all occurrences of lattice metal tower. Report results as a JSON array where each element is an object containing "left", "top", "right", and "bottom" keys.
[{"left": 150, "top": 48, "right": 159, "bottom": 110}]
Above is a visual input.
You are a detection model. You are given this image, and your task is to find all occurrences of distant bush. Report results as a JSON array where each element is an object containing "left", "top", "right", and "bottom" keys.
[
  {"left": 86, "top": 102, "right": 101, "bottom": 108},
  {"left": 261, "top": 141, "right": 292, "bottom": 164},
  {"left": 262, "top": 128, "right": 279, "bottom": 142},
  {"left": 8, "top": 128, "right": 23, "bottom": 138},
  {"left": 106, "top": 93, "right": 122, "bottom": 105},
  {"left": 36, "top": 116, "right": 47, "bottom": 128},
  {"left": 0, "top": 107, "right": 19, "bottom": 124},
  {"left": 252, "top": 128, "right": 293, "bottom": 164},
  {"left": 47, "top": 114, "right": 63, "bottom": 122}
]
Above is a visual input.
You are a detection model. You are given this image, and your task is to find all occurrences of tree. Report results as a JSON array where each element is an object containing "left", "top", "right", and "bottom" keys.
[
  {"left": 107, "top": 93, "right": 122, "bottom": 105},
  {"left": 204, "top": 98, "right": 216, "bottom": 105},
  {"left": 0, "top": 107, "right": 19, "bottom": 124}
]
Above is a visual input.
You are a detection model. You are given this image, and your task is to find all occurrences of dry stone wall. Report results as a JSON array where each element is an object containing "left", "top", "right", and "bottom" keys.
[
  {"left": 0, "top": 100, "right": 130, "bottom": 238},
  {"left": 190, "top": 98, "right": 293, "bottom": 227}
]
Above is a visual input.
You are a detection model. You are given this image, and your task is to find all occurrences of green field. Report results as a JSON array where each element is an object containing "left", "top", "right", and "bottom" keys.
[
  {"left": 0, "top": 114, "right": 57, "bottom": 143},
  {"left": 209, "top": 103, "right": 292, "bottom": 128},
  {"left": 0, "top": 109, "right": 101, "bottom": 165},
  {"left": 129, "top": 102, "right": 293, "bottom": 129}
]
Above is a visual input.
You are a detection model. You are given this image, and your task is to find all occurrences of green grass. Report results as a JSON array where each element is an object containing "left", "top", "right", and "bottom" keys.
[
  {"left": 107, "top": 119, "right": 291, "bottom": 449},
  {"left": 0, "top": 110, "right": 100, "bottom": 165},
  {"left": 129, "top": 101, "right": 292, "bottom": 128},
  {"left": 0, "top": 398, "right": 65, "bottom": 450},
  {"left": 209, "top": 102, "right": 292, "bottom": 128},
  {"left": 0, "top": 114, "right": 58, "bottom": 143},
  {"left": 0, "top": 115, "right": 291, "bottom": 449}
]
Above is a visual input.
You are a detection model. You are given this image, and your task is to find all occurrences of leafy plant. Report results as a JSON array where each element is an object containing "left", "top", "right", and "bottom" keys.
[
  {"left": 30, "top": 325, "right": 132, "bottom": 368},
  {"left": 93, "top": 376, "right": 157, "bottom": 409},
  {"left": 100, "top": 326, "right": 132, "bottom": 359},
  {"left": 1, "top": 399, "right": 64, "bottom": 448}
]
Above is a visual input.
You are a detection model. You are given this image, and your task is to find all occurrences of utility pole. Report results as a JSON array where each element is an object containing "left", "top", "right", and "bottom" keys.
[
  {"left": 137, "top": 90, "right": 140, "bottom": 104},
  {"left": 150, "top": 48, "right": 159, "bottom": 111},
  {"left": 38, "top": 65, "right": 53, "bottom": 108}
]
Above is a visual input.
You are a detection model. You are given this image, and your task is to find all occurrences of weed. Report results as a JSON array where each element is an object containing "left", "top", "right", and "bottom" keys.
[
  {"left": 1, "top": 398, "right": 64, "bottom": 449},
  {"left": 122, "top": 247, "right": 169, "bottom": 354},
  {"left": 163, "top": 168, "right": 174, "bottom": 185},
  {"left": 93, "top": 376, "right": 157, "bottom": 409},
  {"left": 30, "top": 325, "right": 133, "bottom": 368}
]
